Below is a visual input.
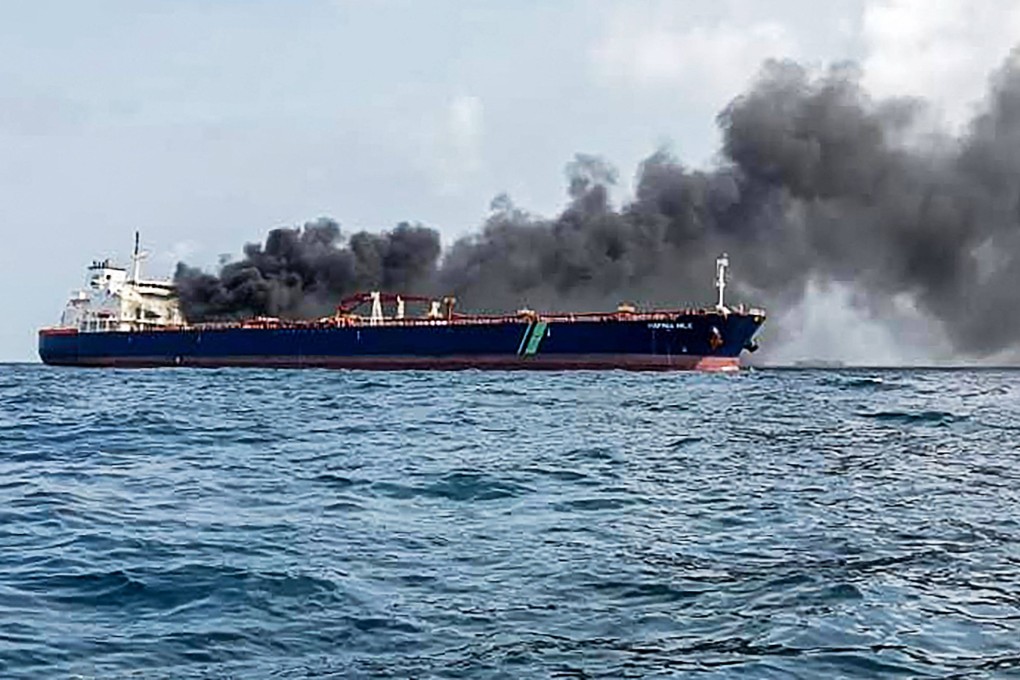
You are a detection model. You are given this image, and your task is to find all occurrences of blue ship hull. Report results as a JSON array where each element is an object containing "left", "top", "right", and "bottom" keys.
[{"left": 39, "top": 313, "right": 764, "bottom": 371}]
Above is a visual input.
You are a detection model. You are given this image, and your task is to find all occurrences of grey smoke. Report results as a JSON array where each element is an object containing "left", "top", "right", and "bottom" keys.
[
  {"left": 176, "top": 50, "right": 1020, "bottom": 358},
  {"left": 174, "top": 219, "right": 441, "bottom": 321}
]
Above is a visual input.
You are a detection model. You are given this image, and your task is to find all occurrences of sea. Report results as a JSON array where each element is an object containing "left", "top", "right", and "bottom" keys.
[{"left": 1, "top": 365, "right": 1018, "bottom": 679}]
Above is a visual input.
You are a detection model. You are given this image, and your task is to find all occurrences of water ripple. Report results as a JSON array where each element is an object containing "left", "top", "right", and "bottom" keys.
[{"left": 1, "top": 365, "right": 1019, "bottom": 678}]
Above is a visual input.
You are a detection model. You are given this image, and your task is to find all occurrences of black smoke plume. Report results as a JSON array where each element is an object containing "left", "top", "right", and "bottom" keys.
[
  {"left": 176, "top": 51, "right": 1020, "bottom": 358},
  {"left": 174, "top": 219, "right": 440, "bottom": 321}
]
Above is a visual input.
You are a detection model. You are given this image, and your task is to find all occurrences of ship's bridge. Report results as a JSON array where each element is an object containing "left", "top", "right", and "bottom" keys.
[
  {"left": 60, "top": 235, "right": 184, "bottom": 333},
  {"left": 86, "top": 260, "right": 128, "bottom": 291}
]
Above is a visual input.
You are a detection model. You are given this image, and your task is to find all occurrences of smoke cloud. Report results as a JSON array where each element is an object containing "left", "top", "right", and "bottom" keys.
[
  {"left": 174, "top": 219, "right": 441, "bottom": 321},
  {"left": 176, "top": 50, "right": 1020, "bottom": 360}
]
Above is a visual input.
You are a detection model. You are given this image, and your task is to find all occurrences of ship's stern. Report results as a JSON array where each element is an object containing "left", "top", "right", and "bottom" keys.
[{"left": 38, "top": 328, "right": 80, "bottom": 366}]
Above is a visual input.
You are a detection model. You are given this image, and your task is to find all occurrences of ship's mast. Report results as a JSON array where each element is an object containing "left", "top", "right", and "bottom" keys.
[
  {"left": 715, "top": 253, "right": 729, "bottom": 310},
  {"left": 130, "top": 231, "right": 147, "bottom": 283}
]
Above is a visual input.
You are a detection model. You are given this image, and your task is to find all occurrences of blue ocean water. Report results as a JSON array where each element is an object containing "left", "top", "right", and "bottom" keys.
[{"left": 1, "top": 365, "right": 1019, "bottom": 679}]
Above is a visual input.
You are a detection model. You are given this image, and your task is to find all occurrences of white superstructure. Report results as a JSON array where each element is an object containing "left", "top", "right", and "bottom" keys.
[{"left": 58, "top": 234, "right": 184, "bottom": 332}]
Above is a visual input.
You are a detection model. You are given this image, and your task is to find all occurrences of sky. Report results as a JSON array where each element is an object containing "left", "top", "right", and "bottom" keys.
[{"left": 2, "top": 0, "right": 1020, "bottom": 361}]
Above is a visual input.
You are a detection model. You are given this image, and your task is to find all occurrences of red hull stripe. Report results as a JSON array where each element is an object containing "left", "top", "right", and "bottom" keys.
[{"left": 50, "top": 354, "right": 742, "bottom": 372}]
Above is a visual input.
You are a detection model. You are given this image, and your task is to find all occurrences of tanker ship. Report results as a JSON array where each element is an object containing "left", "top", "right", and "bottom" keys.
[{"left": 38, "top": 236, "right": 765, "bottom": 371}]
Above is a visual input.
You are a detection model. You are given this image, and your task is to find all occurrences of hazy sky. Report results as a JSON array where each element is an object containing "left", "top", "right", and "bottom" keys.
[{"left": 3, "top": 0, "right": 1019, "bottom": 360}]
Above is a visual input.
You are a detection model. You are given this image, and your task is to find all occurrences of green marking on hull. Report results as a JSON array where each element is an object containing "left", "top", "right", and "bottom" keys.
[
  {"left": 523, "top": 321, "right": 548, "bottom": 356},
  {"left": 516, "top": 322, "right": 533, "bottom": 356}
]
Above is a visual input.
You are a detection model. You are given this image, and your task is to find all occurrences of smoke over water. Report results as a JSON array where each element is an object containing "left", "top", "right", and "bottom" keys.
[{"left": 175, "top": 52, "right": 1020, "bottom": 362}]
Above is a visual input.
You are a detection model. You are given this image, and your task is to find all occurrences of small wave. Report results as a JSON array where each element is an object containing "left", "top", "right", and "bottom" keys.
[
  {"left": 819, "top": 374, "right": 901, "bottom": 391},
  {"left": 555, "top": 496, "right": 646, "bottom": 511},
  {"left": 844, "top": 377, "right": 889, "bottom": 388},
  {"left": 563, "top": 446, "right": 619, "bottom": 463},
  {"left": 30, "top": 569, "right": 146, "bottom": 607},
  {"left": 323, "top": 499, "right": 365, "bottom": 512},
  {"left": 974, "top": 416, "right": 1020, "bottom": 431},
  {"left": 821, "top": 582, "right": 864, "bottom": 601},
  {"left": 858, "top": 409, "right": 966, "bottom": 425},
  {"left": 475, "top": 386, "right": 528, "bottom": 397},
  {"left": 522, "top": 466, "right": 590, "bottom": 483},
  {"left": 619, "top": 398, "right": 650, "bottom": 408},
  {"left": 344, "top": 615, "right": 421, "bottom": 634},
  {"left": 313, "top": 473, "right": 358, "bottom": 488},
  {"left": 647, "top": 402, "right": 690, "bottom": 413},
  {"left": 23, "top": 565, "right": 343, "bottom": 613},
  {"left": 587, "top": 579, "right": 704, "bottom": 604},
  {"left": 371, "top": 472, "right": 531, "bottom": 502},
  {"left": 619, "top": 398, "right": 690, "bottom": 412},
  {"left": 426, "top": 472, "right": 532, "bottom": 501},
  {"left": 348, "top": 378, "right": 395, "bottom": 390}
]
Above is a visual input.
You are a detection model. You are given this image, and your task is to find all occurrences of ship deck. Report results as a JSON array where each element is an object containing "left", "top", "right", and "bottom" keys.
[{"left": 41, "top": 305, "right": 765, "bottom": 335}]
